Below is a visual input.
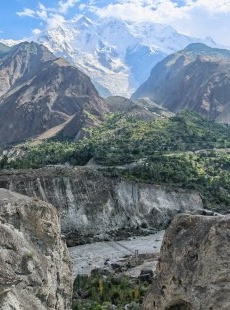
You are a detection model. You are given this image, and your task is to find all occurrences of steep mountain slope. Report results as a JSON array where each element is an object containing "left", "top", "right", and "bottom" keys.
[
  {"left": 0, "top": 42, "right": 11, "bottom": 57},
  {"left": 132, "top": 43, "right": 230, "bottom": 122},
  {"left": 34, "top": 17, "right": 216, "bottom": 97},
  {"left": 0, "top": 41, "right": 106, "bottom": 148},
  {"left": 105, "top": 96, "right": 173, "bottom": 120},
  {"left": 0, "top": 167, "right": 203, "bottom": 246}
]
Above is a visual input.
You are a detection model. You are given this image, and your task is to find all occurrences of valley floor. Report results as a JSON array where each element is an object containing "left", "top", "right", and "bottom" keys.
[{"left": 69, "top": 231, "right": 164, "bottom": 278}]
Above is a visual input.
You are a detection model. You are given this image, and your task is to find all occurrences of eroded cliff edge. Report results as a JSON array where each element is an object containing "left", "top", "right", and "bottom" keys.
[
  {"left": 0, "top": 167, "right": 203, "bottom": 246},
  {"left": 143, "top": 213, "right": 230, "bottom": 310},
  {"left": 0, "top": 188, "right": 72, "bottom": 310}
]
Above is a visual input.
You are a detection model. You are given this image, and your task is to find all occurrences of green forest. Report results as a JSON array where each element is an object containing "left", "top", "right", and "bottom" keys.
[
  {"left": 72, "top": 271, "right": 150, "bottom": 310},
  {"left": 2, "top": 110, "right": 230, "bottom": 212}
]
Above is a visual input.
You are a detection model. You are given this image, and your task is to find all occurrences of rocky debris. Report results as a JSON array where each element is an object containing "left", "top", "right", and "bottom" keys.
[
  {"left": 0, "top": 188, "right": 72, "bottom": 310},
  {"left": 0, "top": 166, "right": 203, "bottom": 246},
  {"left": 132, "top": 43, "right": 230, "bottom": 122},
  {"left": 69, "top": 231, "right": 164, "bottom": 277},
  {"left": 125, "top": 254, "right": 160, "bottom": 279},
  {"left": 143, "top": 213, "right": 230, "bottom": 310},
  {"left": 139, "top": 267, "right": 154, "bottom": 283}
]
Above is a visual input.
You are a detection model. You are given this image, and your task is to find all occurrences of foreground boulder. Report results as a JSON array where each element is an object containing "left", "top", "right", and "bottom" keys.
[
  {"left": 0, "top": 189, "right": 72, "bottom": 310},
  {"left": 143, "top": 214, "right": 230, "bottom": 310}
]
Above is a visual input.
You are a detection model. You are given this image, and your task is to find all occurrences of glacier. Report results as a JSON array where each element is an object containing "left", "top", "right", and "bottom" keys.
[{"left": 0, "top": 16, "right": 217, "bottom": 97}]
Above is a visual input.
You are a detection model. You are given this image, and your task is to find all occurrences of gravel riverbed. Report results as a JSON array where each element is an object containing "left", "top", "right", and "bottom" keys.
[{"left": 69, "top": 231, "right": 164, "bottom": 278}]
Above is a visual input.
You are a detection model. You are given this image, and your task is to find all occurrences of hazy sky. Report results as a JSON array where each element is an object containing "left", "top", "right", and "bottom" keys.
[{"left": 1, "top": 0, "right": 230, "bottom": 46}]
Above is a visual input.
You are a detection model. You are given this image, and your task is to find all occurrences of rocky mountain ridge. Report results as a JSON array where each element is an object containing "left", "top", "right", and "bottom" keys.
[
  {"left": 0, "top": 41, "right": 106, "bottom": 148},
  {"left": 9, "top": 16, "right": 216, "bottom": 97},
  {"left": 132, "top": 43, "right": 230, "bottom": 122}
]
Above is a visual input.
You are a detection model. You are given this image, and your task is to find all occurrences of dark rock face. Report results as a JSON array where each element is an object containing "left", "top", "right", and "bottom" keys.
[
  {"left": 132, "top": 43, "right": 230, "bottom": 122},
  {"left": 0, "top": 188, "right": 72, "bottom": 310},
  {"left": 0, "top": 41, "right": 106, "bottom": 147},
  {"left": 0, "top": 166, "right": 203, "bottom": 246},
  {"left": 143, "top": 214, "right": 230, "bottom": 310}
]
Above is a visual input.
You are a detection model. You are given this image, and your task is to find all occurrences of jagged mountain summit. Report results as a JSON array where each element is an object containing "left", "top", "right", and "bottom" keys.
[
  {"left": 132, "top": 43, "right": 230, "bottom": 122},
  {"left": 0, "top": 41, "right": 106, "bottom": 148},
  {"left": 31, "top": 16, "right": 216, "bottom": 97}
]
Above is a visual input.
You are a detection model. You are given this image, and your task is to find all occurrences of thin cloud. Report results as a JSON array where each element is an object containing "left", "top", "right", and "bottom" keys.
[
  {"left": 91, "top": 0, "right": 230, "bottom": 22},
  {"left": 15, "top": 0, "right": 230, "bottom": 46},
  {"left": 88, "top": 0, "right": 190, "bottom": 23},
  {"left": 89, "top": 0, "right": 230, "bottom": 45},
  {"left": 16, "top": 8, "right": 36, "bottom": 18},
  {"left": 32, "top": 28, "right": 42, "bottom": 35},
  {"left": 47, "top": 14, "right": 66, "bottom": 28},
  {"left": 58, "top": 0, "right": 80, "bottom": 14},
  {"left": 193, "top": 0, "right": 230, "bottom": 13},
  {"left": 16, "top": 1, "right": 80, "bottom": 28},
  {"left": 79, "top": 3, "right": 86, "bottom": 11}
]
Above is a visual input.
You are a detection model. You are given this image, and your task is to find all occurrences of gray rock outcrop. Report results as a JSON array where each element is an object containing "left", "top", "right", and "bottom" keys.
[
  {"left": 0, "top": 167, "right": 203, "bottom": 246},
  {"left": 0, "top": 188, "right": 72, "bottom": 310},
  {"left": 143, "top": 213, "right": 230, "bottom": 310}
]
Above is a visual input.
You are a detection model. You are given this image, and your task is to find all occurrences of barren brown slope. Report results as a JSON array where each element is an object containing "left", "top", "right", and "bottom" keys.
[
  {"left": 0, "top": 42, "right": 106, "bottom": 147},
  {"left": 132, "top": 43, "right": 230, "bottom": 122}
]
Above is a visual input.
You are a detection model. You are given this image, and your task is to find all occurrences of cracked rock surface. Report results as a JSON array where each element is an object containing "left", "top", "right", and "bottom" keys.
[
  {"left": 0, "top": 188, "right": 72, "bottom": 310},
  {"left": 0, "top": 167, "right": 203, "bottom": 246},
  {"left": 143, "top": 214, "right": 230, "bottom": 310}
]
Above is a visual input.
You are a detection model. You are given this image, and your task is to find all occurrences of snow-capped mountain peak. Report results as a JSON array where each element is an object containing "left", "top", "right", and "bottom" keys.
[{"left": 0, "top": 16, "right": 218, "bottom": 97}]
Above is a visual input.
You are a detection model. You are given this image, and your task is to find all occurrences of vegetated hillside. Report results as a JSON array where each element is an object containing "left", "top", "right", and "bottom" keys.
[
  {"left": 73, "top": 272, "right": 150, "bottom": 309},
  {"left": 2, "top": 110, "right": 230, "bottom": 213},
  {"left": 0, "top": 41, "right": 106, "bottom": 148},
  {"left": 132, "top": 43, "right": 230, "bottom": 122}
]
